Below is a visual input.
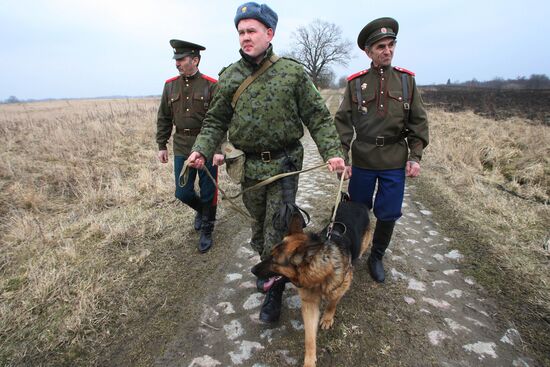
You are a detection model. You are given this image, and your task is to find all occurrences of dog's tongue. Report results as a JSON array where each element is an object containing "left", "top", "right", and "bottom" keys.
[{"left": 263, "top": 276, "right": 283, "bottom": 292}]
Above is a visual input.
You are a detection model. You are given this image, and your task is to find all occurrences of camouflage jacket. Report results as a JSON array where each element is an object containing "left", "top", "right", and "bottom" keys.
[
  {"left": 334, "top": 64, "right": 429, "bottom": 169},
  {"left": 192, "top": 45, "right": 343, "bottom": 180},
  {"left": 156, "top": 71, "right": 217, "bottom": 156}
]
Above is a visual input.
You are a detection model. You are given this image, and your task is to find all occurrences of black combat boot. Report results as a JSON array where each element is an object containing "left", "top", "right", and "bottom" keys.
[
  {"left": 198, "top": 204, "right": 217, "bottom": 253},
  {"left": 368, "top": 220, "right": 396, "bottom": 283},
  {"left": 259, "top": 278, "right": 286, "bottom": 323}
]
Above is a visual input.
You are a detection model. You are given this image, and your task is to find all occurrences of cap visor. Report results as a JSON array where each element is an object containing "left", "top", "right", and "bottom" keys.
[{"left": 173, "top": 52, "right": 193, "bottom": 60}]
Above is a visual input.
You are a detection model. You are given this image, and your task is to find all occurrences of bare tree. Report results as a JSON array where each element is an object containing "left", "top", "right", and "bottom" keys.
[{"left": 288, "top": 19, "right": 353, "bottom": 88}]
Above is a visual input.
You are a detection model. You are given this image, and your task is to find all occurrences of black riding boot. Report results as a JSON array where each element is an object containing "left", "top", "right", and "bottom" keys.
[
  {"left": 368, "top": 220, "right": 395, "bottom": 283},
  {"left": 186, "top": 195, "right": 202, "bottom": 231},
  {"left": 194, "top": 211, "right": 202, "bottom": 231},
  {"left": 198, "top": 204, "right": 216, "bottom": 253},
  {"left": 259, "top": 278, "right": 286, "bottom": 323}
]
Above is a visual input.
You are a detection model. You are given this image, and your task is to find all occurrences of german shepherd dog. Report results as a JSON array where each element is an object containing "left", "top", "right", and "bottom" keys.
[{"left": 252, "top": 201, "right": 373, "bottom": 367}]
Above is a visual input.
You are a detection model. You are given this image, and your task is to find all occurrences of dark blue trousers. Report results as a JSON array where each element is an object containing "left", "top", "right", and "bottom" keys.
[
  {"left": 348, "top": 166, "right": 405, "bottom": 222},
  {"left": 174, "top": 155, "right": 218, "bottom": 206}
]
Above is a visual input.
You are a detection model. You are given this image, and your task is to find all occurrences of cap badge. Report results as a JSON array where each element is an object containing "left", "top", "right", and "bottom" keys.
[
  {"left": 361, "top": 83, "right": 367, "bottom": 90},
  {"left": 242, "top": 6, "right": 247, "bottom": 12},
  {"left": 381, "top": 27, "right": 387, "bottom": 34},
  {"left": 173, "top": 48, "right": 177, "bottom": 53}
]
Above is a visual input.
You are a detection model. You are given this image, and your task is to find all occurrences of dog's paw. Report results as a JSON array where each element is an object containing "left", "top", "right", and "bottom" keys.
[{"left": 319, "top": 316, "right": 334, "bottom": 330}]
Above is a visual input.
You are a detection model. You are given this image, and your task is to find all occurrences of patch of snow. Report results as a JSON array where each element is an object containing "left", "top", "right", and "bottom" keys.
[
  {"left": 428, "top": 330, "right": 449, "bottom": 346},
  {"left": 463, "top": 341, "right": 497, "bottom": 359},
  {"left": 229, "top": 340, "right": 264, "bottom": 364}
]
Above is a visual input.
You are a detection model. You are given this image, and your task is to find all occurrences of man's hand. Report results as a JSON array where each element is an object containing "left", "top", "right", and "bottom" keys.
[
  {"left": 213, "top": 153, "right": 225, "bottom": 166},
  {"left": 187, "top": 151, "right": 206, "bottom": 169},
  {"left": 327, "top": 157, "right": 346, "bottom": 173},
  {"left": 158, "top": 150, "right": 169, "bottom": 163},
  {"left": 406, "top": 161, "right": 421, "bottom": 177},
  {"left": 344, "top": 166, "right": 352, "bottom": 179},
  {"left": 337, "top": 166, "right": 352, "bottom": 180}
]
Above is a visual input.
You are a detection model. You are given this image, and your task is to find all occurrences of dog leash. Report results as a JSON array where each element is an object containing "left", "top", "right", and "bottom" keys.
[
  {"left": 181, "top": 160, "right": 253, "bottom": 220},
  {"left": 326, "top": 168, "right": 347, "bottom": 239},
  {"left": 181, "top": 160, "right": 331, "bottom": 220},
  {"left": 224, "top": 162, "right": 330, "bottom": 200}
]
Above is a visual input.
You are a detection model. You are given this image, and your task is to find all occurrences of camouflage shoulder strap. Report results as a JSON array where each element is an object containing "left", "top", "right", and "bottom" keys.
[
  {"left": 203, "top": 83, "right": 210, "bottom": 109},
  {"left": 231, "top": 54, "right": 280, "bottom": 109}
]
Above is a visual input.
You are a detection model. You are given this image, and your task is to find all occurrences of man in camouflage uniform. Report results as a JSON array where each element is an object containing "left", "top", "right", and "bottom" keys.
[
  {"left": 156, "top": 39, "right": 224, "bottom": 253},
  {"left": 334, "top": 17, "right": 429, "bottom": 283},
  {"left": 187, "top": 2, "right": 345, "bottom": 323}
]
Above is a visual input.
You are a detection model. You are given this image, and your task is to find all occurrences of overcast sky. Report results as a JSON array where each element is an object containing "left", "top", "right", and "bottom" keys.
[{"left": 1, "top": 0, "right": 548, "bottom": 100}]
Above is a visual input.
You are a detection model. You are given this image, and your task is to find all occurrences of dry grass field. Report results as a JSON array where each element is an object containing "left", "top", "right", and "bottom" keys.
[
  {"left": 414, "top": 108, "right": 550, "bottom": 362},
  {"left": 0, "top": 99, "right": 176, "bottom": 365},
  {"left": 0, "top": 95, "right": 549, "bottom": 365}
]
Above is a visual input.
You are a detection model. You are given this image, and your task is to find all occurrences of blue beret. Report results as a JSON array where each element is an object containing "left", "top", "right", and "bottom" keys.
[{"left": 234, "top": 2, "right": 278, "bottom": 32}]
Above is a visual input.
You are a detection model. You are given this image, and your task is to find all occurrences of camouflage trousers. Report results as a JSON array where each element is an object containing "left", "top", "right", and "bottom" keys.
[{"left": 242, "top": 177, "right": 299, "bottom": 260}]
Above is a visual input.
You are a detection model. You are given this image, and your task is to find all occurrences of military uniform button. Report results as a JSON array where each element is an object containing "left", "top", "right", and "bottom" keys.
[
  {"left": 380, "top": 104, "right": 383, "bottom": 108},
  {"left": 186, "top": 96, "right": 189, "bottom": 99},
  {"left": 186, "top": 84, "right": 189, "bottom": 87},
  {"left": 186, "top": 108, "right": 190, "bottom": 111},
  {"left": 200, "top": 96, "right": 204, "bottom": 100},
  {"left": 398, "top": 97, "right": 402, "bottom": 101},
  {"left": 362, "top": 100, "right": 366, "bottom": 103},
  {"left": 381, "top": 91, "right": 384, "bottom": 94}
]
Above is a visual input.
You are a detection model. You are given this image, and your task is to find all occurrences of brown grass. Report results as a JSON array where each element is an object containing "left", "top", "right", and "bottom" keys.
[
  {"left": 416, "top": 108, "right": 550, "bottom": 362},
  {"left": 0, "top": 99, "right": 172, "bottom": 365},
  {"left": 0, "top": 97, "right": 548, "bottom": 365}
]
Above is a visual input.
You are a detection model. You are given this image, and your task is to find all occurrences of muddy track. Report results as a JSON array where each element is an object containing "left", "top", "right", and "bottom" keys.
[{"left": 146, "top": 134, "right": 536, "bottom": 367}]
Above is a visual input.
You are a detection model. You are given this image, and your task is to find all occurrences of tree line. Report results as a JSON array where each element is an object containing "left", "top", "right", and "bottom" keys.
[{"left": 442, "top": 74, "right": 550, "bottom": 90}]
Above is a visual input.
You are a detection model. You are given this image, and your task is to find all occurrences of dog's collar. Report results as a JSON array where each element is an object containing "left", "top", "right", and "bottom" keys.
[{"left": 326, "top": 221, "right": 348, "bottom": 242}]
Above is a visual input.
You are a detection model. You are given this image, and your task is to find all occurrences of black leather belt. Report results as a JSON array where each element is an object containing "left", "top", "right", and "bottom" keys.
[
  {"left": 180, "top": 128, "right": 202, "bottom": 136},
  {"left": 245, "top": 141, "right": 301, "bottom": 163},
  {"left": 356, "top": 133, "right": 405, "bottom": 147}
]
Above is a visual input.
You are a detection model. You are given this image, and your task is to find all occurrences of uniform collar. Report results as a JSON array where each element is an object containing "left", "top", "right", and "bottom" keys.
[
  {"left": 371, "top": 63, "right": 391, "bottom": 75},
  {"left": 240, "top": 44, "right": 274, "bottom": 67},
  {"left": 182, "top": 70, "right": 200, "bottom": 80}
]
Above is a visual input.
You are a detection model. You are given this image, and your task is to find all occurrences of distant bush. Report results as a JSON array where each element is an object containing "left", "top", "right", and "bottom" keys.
[{"left": 4, "top": 95, "right": 20, "bottom": 103}]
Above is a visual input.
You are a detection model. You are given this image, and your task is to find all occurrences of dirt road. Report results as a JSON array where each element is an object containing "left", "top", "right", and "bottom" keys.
[{"left": 150, "top": 134, "right": 536, "bottom": 367}]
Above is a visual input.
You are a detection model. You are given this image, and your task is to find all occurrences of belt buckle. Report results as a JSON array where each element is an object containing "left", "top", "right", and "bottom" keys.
[
  {"left": 261, "top": 151, "right": 271, "bottom": 162},
  {"left": 375, "top": 136, "right": 385, "bottom": 147},
  {"left": 183, "top": 128, "right": 191, "bottom": 135},
  {"left": 403, "top": 102, "right": 410, "bottom": 110}
]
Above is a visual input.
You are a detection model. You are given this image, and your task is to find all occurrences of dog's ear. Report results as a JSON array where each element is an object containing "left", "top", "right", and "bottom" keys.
[
  {"left": 290, "top": 252, "right": 304, "bottom": 266},
  {"left": 301, "top": 241, "right": 323, "bottom": 264},
  {"left": 288, "top": 212, "right": 304, "bottom": 235}
]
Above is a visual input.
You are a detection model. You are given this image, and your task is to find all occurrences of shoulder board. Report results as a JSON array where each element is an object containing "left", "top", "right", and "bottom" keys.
[
  {"left": 393, "top": 66, "right": 415, "bottom": 76},
  {"left": 165, "top": 75, "right": 179, "bottom": 84},
  {"left": 201, "top": 74, "right": 217, "bottom": 83},
  {"left": 347, "top": 69, "right": 369, "bottom": 81}
]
